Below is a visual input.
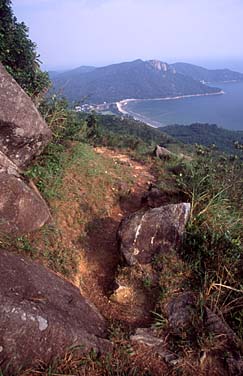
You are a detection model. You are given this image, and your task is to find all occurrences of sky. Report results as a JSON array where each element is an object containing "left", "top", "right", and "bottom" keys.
[{"left": 12, "top": 0, "right": 243, "bottom": 71}]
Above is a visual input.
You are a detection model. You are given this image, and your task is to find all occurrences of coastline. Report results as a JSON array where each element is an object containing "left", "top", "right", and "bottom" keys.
[{"left": 116, "top": 90, "right": 224, "bottom": 128}]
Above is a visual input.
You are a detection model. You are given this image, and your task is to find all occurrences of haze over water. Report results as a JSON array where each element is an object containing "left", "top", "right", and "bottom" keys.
[{"left": 124, "top": 81, "right": 243, "bottom": 131}]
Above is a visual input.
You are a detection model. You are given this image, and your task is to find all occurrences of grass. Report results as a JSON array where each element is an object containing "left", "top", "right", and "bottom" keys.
[
  {"left": 18, "top": 346, "right": 156, "bottom": 376},
  {"left": 10, "top": 141, "right": 134, "bottom": 282},
  {"left": 3, "top": 98, "right": 243, "bottom": 374},
  {"left": 165, "top": 149, "right": 243, "bottom": 341},
  {"left": 23, "top": 139, "right": 243, "bottom": 371},
  {"left": 24, "top": 143, "right": 69, "bottom": 200}
]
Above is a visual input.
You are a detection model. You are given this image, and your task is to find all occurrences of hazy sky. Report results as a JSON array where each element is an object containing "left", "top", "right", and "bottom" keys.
[{"left": 12, "top": 0, "right": 243, "bottom": 71}]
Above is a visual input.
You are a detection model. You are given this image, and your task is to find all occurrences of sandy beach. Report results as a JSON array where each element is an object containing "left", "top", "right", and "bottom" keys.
[{"left": 116, "top": 90, "right": 224, "bottom": 127}]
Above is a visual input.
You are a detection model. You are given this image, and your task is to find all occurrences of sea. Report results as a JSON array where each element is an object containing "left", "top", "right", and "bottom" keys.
[
  {"left": 123, "top": 60, "right": 243, "bottom": 131},
  {"left": 123, "top": 81, "right": 243, "bottom": 131}
]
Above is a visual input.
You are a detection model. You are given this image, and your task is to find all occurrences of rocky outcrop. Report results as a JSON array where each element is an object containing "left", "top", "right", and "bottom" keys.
[
  {"left": 117, "top": 203, "right": 191, "bottom": 266},
  {"left": 0, "top": 249, "right": 111, "bottom": 374},
  {"left": 0, "top": 150, "right": 20, "bottom": 176},
  {"left": 0, "top": 152, "right": 50, "bottom": 235},
  {"left": 165, "top": 292, "right": 196, "bottom": 332},
  {"left": 0, "top": 63, "right": 52, "bottom": 235},
  {"left": 0, "top": 63, "right": 52, "bottom": 167},
  {"left": 153, "top": 145, "right": 173, "bottom": 160}
]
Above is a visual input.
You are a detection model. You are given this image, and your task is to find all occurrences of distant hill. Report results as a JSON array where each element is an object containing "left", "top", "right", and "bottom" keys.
[
  {"left": 47, "top": 71, "right": 61, "bottom": 80},
  {"left": 161, "top": 123, "right": 243, "bottom": 154},
  {"left": 48, "top": 66, "right": 96, "bottom": 84},
  {"left": 50, "top": 59, "right": 221, "bottom": 104},
  {"left": 171, "top": 62, "right": 243, "bottom": 83}
]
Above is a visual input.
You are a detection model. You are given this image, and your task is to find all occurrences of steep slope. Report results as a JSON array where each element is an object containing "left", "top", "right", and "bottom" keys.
[
  {"left": 51, "top": 59, "right": 221, "bottom": 103},
  {"left": 171, "top": 62, "right": 243, "bottom": 83}
]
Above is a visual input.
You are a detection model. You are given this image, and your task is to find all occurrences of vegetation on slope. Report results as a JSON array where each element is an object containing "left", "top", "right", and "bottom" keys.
[
  {"left": 2, "top": 2, "right": 243, "bottom": 374},
  {"left": 0, "top": 0, "right": 49, "bottom": 98},
  {"left": 161, "top": 123, "right": 243, "bottom": 155},
  {"left": 2, "top": 100, "right": 243, "bottom": 374}
]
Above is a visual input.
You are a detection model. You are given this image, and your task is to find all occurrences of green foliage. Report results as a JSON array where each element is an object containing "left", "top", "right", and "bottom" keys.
[
  {"left": 15, "top": 236, "right": 37, "bottom": 255},
  {"left": 172, "top": 150, "right": 243, "bottom": 337},
  {"left": 162, "top": 123, "right": 243, "bottom": 155},
  {"left": 0, "top": 0, "right": 50, "bottom": 98},
  {"left": 25, "top": 143, "right": 67, "bottom": 199},
  {"left": 39, "top": 96, "right": 87, "bottom": 142},
  {"left": 90, "top": 113, "right": 174, "bottom": 147}
]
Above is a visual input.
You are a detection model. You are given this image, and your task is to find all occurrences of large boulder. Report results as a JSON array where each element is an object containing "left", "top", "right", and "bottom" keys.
[
  {"left": 0, "top": 63, "right": 52, "bottom": 167},
  {"left": 0, "top": 152, "right": 51, "bottom": 235},
  {"left": 153, "top": 145, "right": 173, "bottom": 160},
  {"left": 0, "top": 249, "right": 111, "bottom": 374},
  {"left": 117, "top": 203, "right": 190, "bottom": 266}
]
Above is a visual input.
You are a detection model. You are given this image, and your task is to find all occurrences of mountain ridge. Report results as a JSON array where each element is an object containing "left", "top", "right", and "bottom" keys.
[
  {"left": 50, "top": 59, "right": 223, "bottom": 104},
  {"left": 171, "top": 62, "right": 243, "bottom": 83}
]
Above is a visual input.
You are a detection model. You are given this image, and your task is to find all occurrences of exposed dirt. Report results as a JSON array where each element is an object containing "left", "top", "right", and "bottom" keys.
[
  {"left": 22, "top": 146, "right": 172, "bottom": 374},
  {"left": 73, "top": 147, "right": 158, "bottom": 327},
  {"left": 26, "top": 146, "right": 160, "bottom": 328}
]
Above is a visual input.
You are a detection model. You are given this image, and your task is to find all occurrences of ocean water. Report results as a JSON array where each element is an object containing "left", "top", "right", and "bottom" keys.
[{"left": 124, "top": 81, "right": 243, "bottom": 130}]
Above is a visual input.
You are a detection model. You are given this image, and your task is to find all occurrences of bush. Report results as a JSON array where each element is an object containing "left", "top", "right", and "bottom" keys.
[
  {"left": 174, "top": 151, "right": 243, "bottom": 338},
  {"left": 0, "top": 0, "right": 50, "bottom": 99}
]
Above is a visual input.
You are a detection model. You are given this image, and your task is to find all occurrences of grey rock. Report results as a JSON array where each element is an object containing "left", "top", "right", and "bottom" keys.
[
  {"left": 166, "top": 292, "right": 196, "bottom": 331},
  {"left": 0, "top": 249, "right": 111, "bottom": 374},
  {"left": 0, "top": 150, "right": 20, "bottom": 177},
  {"left": 0, "top": 170, "right": 51, "bottom": 236},
  {"left": 131, "top": 328, "right": 178, "bottom": 365},
  {"left": 117, "top": 203, "right": 190, "bottom": 266},
  {"left": 153, "top": 145, "right": 173, "bottom": 160},
  {"left": 131, "top": 328, "right": 164, "bottom": 347},
  {"left": 205, "top": 307, "right": 237, "bottom": 343},
  {"left": 0, "top": 63, "right": 52, "bottom": 167},
  {"left": 200, "top": 307, "right": 243, "bottom": 376},
  {"left": 0, "top": 150, "right": 51, "bottom": 236}
]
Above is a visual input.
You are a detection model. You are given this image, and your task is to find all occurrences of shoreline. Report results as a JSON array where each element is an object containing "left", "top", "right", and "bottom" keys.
[{"left": 116, "top": 90, "right": 224, "bottom": 127}]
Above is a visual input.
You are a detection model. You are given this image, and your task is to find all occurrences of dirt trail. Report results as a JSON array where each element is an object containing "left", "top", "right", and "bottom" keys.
[{"left": 74, "top": 147, "right": 157, "bottom": 327}]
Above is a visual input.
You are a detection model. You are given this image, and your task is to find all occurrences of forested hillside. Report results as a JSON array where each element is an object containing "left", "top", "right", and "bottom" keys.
[
  {"left": 50, "top": 59, "right": 221, "bottom": 103},
  {"left": 161, "top": 123, "right": 243, "bottom": 154}
]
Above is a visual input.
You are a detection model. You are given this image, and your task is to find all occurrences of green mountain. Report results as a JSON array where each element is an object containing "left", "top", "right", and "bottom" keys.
[
  {"left": 50, "top": 59, "right": 221, "bottom": 104},
  {"left": 161, "top": 123, "right": 243, "bottom": 154},
  {"left": 171, "top": 62, "right": 243, "bottom": 83}
]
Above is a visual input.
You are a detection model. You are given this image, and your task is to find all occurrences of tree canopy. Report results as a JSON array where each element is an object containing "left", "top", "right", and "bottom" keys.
[{"left": 0, "top": 0, "right": 50, "bottom": 99}]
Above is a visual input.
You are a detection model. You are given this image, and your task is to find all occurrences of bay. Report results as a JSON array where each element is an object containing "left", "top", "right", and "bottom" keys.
[{"left": 123, "top": 81, "right": 243, "bottom": 130}]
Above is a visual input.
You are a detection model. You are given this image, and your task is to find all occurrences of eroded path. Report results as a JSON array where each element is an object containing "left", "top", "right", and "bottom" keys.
[
  {"left": 30, "top": 144, "right": 160, "bottom": 327},
  {"left": 75, "top": 147, "right": 157, "bottom": 327}
]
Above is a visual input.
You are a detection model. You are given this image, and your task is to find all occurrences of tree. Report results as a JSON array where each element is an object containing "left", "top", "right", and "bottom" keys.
[
  {"left": 0, "top": 0, "right": 50, "bottom": 99},
  {"left": 86, "top": 113, "right": 100, "bottom": 140}
]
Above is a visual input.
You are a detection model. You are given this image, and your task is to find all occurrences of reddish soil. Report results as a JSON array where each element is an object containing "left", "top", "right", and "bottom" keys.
[{"left": 74, "top": 147, "right": 157, "bottom": 328}]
